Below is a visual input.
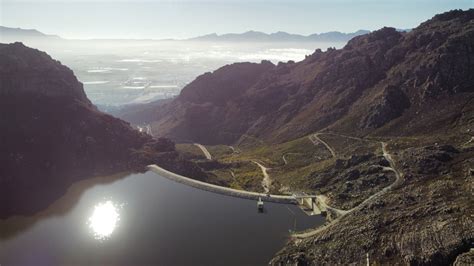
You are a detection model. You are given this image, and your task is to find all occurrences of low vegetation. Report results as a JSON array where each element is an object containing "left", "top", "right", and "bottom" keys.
[{"left": 174, "top": 132, "right": 398, "bottom": 209}]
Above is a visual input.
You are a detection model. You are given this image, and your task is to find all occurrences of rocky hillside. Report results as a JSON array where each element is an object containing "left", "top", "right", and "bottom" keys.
[
  {"left": 0, "top": 43, "right": 206, "bottom": 218},
  {"left": 151, "top": 61, "right": 275, "bottom": 144},
  {"left": 147, "top": 9, "right": 473, "bottom": 145},
  {"left": 272, "top": 142, "right": 474, "bottom": 265}
]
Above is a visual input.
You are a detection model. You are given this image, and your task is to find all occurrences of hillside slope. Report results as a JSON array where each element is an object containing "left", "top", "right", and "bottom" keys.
[
  {"left": 151, "top": 61, "right": 275, "bottom": 144},
  {"left": 148, "top": 9, "right": 473, "bottom": 145},
  {"left": 0, "top": 43, "right": 205, "bottom": 218}
]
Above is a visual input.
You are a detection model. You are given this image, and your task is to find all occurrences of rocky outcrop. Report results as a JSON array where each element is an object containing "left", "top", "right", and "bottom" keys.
[
  {"left": 307, "top": 153, "right": 396, "bottom": 210},
  {"left": 454, "top": 249, "right": 474, "bottom": 265},
  {"left": 0, "top": 42, "right": 89, "bottom": 102},
  {"left": 272, "top": 144, "right": 474, "bottom": 265},
  {"left": 360, "top": 85, "right": 411, "bottom": 128},
  {"left": 151, "top": 61, "right": 275, "bottom": 144}
]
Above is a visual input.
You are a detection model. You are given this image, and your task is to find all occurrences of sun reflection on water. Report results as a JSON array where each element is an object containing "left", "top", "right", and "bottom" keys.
[{"left": 88, "top": 200, "right": 121, "bottom": 240}]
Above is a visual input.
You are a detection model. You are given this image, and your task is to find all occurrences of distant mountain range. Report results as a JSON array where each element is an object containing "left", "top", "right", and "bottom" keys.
[
  {"left": 1, "top": 26, "right": 373, "bottom": 43},
  {"left": 0, "top": 26, "right": 60, "bottom": 41},
  {"left": 187, "top": 30, "right": 371, "bottom": 42}
]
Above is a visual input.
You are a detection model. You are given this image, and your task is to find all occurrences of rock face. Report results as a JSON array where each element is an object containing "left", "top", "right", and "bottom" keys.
[
  {"left": 142, "top": 9, "right": 473, "bottom": 145},
  {"left": 0, "top": 43, "right": 89, "bottom": 101},
  {"left": 0, "top": 43, "right": 206, "bottom": 218},
  {"left": 360, "top": 85, "right": 411, "bottom": 128},
  {"left": 151, "top": 61, "right": 275, "bottom": 144},
  {"left": 308, "top": 153, "right": 397, "bottom": 210},
  {"left": 454, "top": 249, "right": 474, "bottom": 265},
  {"left": 272, "top": 144, "right": 474, "bottom": 265}
]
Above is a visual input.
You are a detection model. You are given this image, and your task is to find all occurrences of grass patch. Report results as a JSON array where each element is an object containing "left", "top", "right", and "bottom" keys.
[
  {"left": 317, "top": 133, "right": 381, "bottom": 158},
  {"left": 206, "top": 145, "right": 234, "bottom": 159}
]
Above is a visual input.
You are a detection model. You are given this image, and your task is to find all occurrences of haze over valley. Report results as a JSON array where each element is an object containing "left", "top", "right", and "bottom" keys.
[{"left": 1, "top": 27, "right": 357, "bottom": 107}]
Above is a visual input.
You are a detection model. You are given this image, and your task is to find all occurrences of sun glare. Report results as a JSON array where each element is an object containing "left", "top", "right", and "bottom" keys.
[{"left": 88, "top": 200, "right": 120, "bottom": 240}]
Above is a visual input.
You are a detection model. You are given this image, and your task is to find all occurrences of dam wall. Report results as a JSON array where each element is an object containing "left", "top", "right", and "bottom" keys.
[{"left": 148, "top": 164, "right": 298, "bottom": 204}]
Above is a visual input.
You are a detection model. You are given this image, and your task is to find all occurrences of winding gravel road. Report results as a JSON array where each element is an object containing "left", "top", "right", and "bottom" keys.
[
  {"left": 293, "top": 139, "right": 403, "bottom": 239},
  {"left": 253, "top": 161, "right": 272, "bottom": 193},
  {"left": 194, "top": 143, "right": 212, "bottom": 160},
  {"left": 309, "top": 133, "right": 336, "bottom": 158}
]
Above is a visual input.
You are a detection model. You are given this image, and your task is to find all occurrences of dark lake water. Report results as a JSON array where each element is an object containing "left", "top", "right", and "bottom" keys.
[{"left": 0, "top": 171, "right": 324, "bottom": 265}]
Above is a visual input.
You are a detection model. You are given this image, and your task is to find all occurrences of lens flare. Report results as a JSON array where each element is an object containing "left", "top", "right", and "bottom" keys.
[{"left": 88, "top": 200, "right": 120, "bottom": 240}]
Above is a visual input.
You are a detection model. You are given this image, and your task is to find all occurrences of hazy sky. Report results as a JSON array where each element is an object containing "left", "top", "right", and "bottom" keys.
[{"left": 1, "top": 0, "right": 472, "bottom": 39}]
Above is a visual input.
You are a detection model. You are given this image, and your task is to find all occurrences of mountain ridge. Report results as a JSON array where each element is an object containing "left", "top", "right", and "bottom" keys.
[
  {"left": 141, "top": 10, "right": 473, "bottom": 145},
  {"left": 188, "top": 29, "right": 371, "bottom": 42},
  {"left": 0, "top": 26, "right": 60, "bottom": 41},
  {"left": 1, "top": 26, "right": 370, "bottom": 42}
]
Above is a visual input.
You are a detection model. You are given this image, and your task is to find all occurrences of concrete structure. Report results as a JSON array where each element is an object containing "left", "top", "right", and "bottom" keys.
[
  {"left": 148, "top": 164, "right": 297, "bottom": 204},
  {"left": 294, "top": 195, "right": 324, "bottom": 215},
  {"left": 148, "top": 164, "right": 329, "bottom": 215},
  {"left": 148, "top": 164, "right": 325, "bottom": 215},
  {"left": 194, "top": 143, "right": 212, "bottom": 160}
]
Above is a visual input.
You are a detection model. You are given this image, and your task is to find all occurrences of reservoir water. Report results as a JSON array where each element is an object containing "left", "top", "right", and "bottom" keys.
[{"left": 0, "top": 171, "right": 324, "bottom": 265}]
